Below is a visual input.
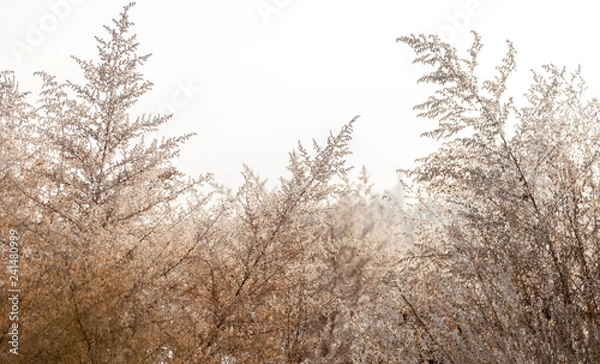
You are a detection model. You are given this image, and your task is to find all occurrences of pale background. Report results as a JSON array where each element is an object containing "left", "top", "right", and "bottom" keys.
[{"left": 1, "top": 0, "right": 598, "bottom": 191}]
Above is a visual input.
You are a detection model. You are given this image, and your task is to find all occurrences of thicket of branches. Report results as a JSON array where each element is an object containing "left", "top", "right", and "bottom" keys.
[
  {"left": 1, "top": 4, "right": 599, "bottom": 363},
  {"left": 390, "top": 32, "right": 600, "bottom": 363}
]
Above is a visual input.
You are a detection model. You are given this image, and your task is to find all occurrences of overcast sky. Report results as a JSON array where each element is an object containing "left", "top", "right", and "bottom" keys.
[{"left": 2, "top": 1, "right": 599, "bottom": 191}]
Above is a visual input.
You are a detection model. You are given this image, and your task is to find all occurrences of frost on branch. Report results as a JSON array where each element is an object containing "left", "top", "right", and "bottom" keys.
[{"left": 395, "top": 32, "right": 600, "bottom": 363}]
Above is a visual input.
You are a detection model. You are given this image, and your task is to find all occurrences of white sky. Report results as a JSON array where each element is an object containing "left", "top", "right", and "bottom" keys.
[{"left": 2, "top": 0, "right": 599, "bottom": 191}]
